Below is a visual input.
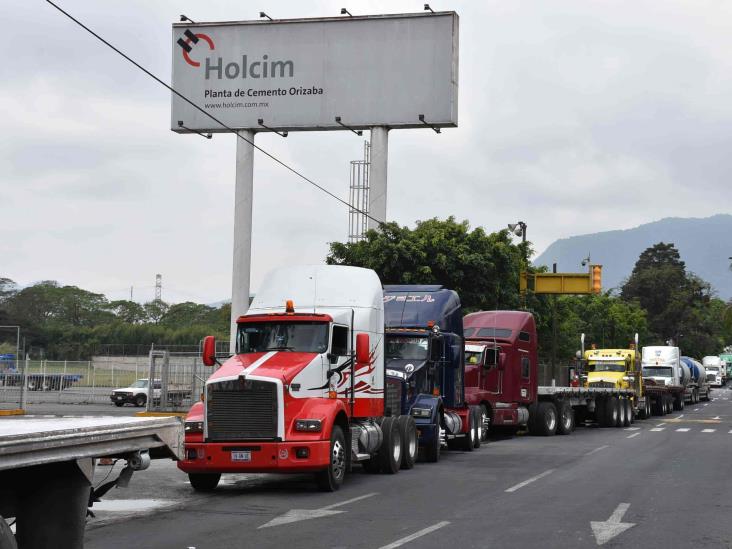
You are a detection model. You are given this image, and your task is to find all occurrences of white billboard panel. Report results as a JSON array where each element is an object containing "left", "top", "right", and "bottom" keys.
[{"left": 171, "top": 12, "right": 458, "bottom": 132}]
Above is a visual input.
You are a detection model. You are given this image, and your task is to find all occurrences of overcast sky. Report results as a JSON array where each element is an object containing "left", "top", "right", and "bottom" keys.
[{"left": 3, "top": 0, "right": 731, "bottom": 304}]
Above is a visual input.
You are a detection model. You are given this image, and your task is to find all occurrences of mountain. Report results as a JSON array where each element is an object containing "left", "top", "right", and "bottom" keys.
[{"left": 534, "top": 214, "right": 732, "bottom": 299}]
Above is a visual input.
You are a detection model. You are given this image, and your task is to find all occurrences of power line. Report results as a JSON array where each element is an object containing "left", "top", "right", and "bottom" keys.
[{"left": 44, "top": 0, "right": 385, "bottom": 228}]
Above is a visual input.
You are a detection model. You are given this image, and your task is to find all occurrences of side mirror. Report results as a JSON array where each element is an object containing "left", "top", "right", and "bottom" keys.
[
  {"left": 497, "top": 354, "right": 506, "bottom": 371},
  {"left": 202, "top": 335, "right": 216, "bottom": 367},
  {"left": 429, "top": 337, "right": 442, "bottom": 362},
  {"left": 356, "top": 333, "right": 370, "bottom": 364}
]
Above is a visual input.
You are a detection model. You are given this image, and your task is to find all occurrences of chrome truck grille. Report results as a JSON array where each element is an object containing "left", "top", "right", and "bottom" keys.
[
  {"left": 206, "top": 379, "right": 277, "bottom": 441},
  {"left": 589, "top": 381, "right": 616, "bottom": 389},
  {"left": 385, "top": 379, "right": 402, "bottom": 416}
]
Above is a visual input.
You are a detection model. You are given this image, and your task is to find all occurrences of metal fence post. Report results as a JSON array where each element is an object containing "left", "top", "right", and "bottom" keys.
[{"left": 20, "top": 355, "right": 28, "bottom": 410}]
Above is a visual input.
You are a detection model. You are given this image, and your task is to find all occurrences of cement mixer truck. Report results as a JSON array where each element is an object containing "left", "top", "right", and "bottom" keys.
[
  {"left": 680, "top": 356, "right": 710, "bottom": 403},
  {"left": 642, "top": 346, "right": 689, "bottom": 413}
]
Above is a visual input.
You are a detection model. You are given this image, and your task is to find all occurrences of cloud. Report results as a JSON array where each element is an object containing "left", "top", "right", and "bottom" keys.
[{"left": 3, "top": 0, "right": 731, "bottom": 305}]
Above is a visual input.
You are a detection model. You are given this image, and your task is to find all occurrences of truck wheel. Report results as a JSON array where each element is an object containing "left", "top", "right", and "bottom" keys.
[
  {"left": 479, "top": 404, "right": 490, "bottom": 442},
  {"left": 457, "top": 408, "right": 475, "bottom": 451},
  {"left": 646, "top": 398, "right": 652, "bottom": 418},
  {"left": 397, "top": 415, "right": 417, "bottom": 470},
  {"left": 616, "top": 398, "right": 626, "bottom": 427},
  {"left": 422, "top": 421, "right": 442, "bottom": 463},
  {"left": 114, "top": 402, "right": 124, "bottom": 407},
  {"left": 624, "top": 400, "right": 633, "bottom": 426},
  {"left": 188, "top": 473, "right": 220, "bottom": 491},
  {"left": 556, "top": 401, "right": 575, "bottom": 435},
  {"left": 316, "top": 425, "right": 347, "bottom": 491},
  {"left": 378, "top": 417, "right": 401, "bottom": 474},
  {"left": 651, "top": 398, "right": 662, "bottom": 416},
  {"left": 535, "top": 402, "right": 558, "bottom": 436},
  {"left": 0, "top": 514, "right": 17, "bottom": 549},
  {"left": 473, "top": 407, "right": 482, "bottom": 448},
  {"left": 134, "top": 394, "right": 147, "bottom": 408},
  {"left": 595, "top": 398, "right": 607, "bottom": 426},
  {"left": 527, "top": 402, "right": 540, "bottom": 435}
]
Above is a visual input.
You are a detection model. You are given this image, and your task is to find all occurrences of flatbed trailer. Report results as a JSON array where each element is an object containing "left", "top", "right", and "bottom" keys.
[{"left": 0, "top": 416, "right": 182, "bottom": 549}]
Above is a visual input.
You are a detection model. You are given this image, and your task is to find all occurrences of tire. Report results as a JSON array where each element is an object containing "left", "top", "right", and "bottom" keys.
[
  {"left": 556, "top": 401, "right": 575, "bottom": 435},
  {"left": 397, "top": 415, "right": 417, "bottom": 470},
  {"left": 651, "top": 397, "right": 662, "bottom": 416},
  {"left": 422, "top": 419, "right": 442, "bottom": 463},
  {"left": 623, "top": 400, "right": 632, "bottom": 427},
  {"left": 188, "top": 473, "right": 220, "bottom": 491},
  {"left": 595, "top": 398, "right": 608, "bottom": 426},
  {"left": 134, "top": 394, "right": 147, "bottom": 408},
  {"left": 316, "top": 425, "right": 347, "bottom": 491},
  {"left": 378, "top": 417, "right": 401, "bottom": 474},
  {"left": 0, "top": 514, "right": 18, "bottom": 549},
  {"left": 616, "top": 398, "right": 626, "bottom": 427},
  {"left": 114, "top": 402, "right": 124, "bottom": 407},
  {"left": 479, "top": 404, "right": 490, "bottom": 442},
  {"left": 456, "top": 408, "right": 474, "bottom": 451},
  {"left": 601, "top": 397, "right": 619, "bottom": 427},
  {"left": 473, "top": 407, "right": 482, "bottom": 448},
  {"left": 673, "top": 394, "right": 682, "bottom": 411},
  {"left": 535, "top": 402, "right": 558, "bottom": 436},
  {"left": 527, "top": 402, "right": 540, "bottom": 435},
  {"left": 574, "top": 406, "right": 588, "bottom": 426}
]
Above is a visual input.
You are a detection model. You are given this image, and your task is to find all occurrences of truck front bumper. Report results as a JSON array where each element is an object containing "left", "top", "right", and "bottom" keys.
[{"left": 178, "top": 440, "right": 331, "bottom": 474}]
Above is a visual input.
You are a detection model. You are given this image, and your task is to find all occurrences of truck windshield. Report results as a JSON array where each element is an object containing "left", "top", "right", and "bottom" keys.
[
  {"left": 706, "top": 367, "right": 719, "bottom": 373},
  {"left": 643, "top": 367, "right": 673, "bottom": 377},
  {"left": 237, "top": 321, "right": 329, "bottom": 353},
  {"left": 386, "top": 337, "right": 428, "bottom": 360},
  {"left": 465, "top": 351, "right": 482, "bottom": 365},
  {"left": 589, "top": 362, "right": 626, "bottom": 373}
]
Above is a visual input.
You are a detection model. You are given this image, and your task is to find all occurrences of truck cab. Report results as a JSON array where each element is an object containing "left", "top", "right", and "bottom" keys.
[
  {"left": 462, "top": 311, "right": 537, "bottom": 435},
  {"left": 582, "top": 349, "right": 640, "bottom": 392},
  {"left": 702, "top": 356, "right": 723, "bottom": 387},
  {"left": 383, "top": 285, "right": 478, "bottom": 460},
  {"left": 179, "top": 265, "right": 412, "bottom": 492}
]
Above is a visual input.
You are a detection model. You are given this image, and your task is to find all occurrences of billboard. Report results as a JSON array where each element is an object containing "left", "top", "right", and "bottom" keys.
[{"left": 171, "top": 12, "right": 458, "bottom": 132}]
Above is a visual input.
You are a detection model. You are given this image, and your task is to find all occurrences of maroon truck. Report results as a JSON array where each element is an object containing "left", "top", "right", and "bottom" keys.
[{"left": 463, "top": 310, "right": 637, "bottom": 437}]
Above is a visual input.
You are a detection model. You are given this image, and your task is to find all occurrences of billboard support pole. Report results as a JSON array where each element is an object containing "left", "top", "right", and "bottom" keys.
[
  {"left": 230, "top": 130, "right": 255, "bottom": 354},
  {"left": 367, "top": 126, "right": 388, "bottom": 231}
]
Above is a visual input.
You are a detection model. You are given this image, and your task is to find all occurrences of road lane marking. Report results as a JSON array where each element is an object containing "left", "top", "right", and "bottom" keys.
[
  {"left": 624, "top": 427, "right": 640, "bottom": 431},
  {"left": 585, "top": 445, "right": 609, "bottom": 456},
  {"left": 626, "top": 433, "right": 640, "bottom": 439},
  {"left": 378, "top": 521, "right": 451, "bottom": 549},
  {"left": 321, "top": 492, "right": 379, "bottom": 510},
  {"left": 704, "top": 404, "right": 709, "bottom": 407},
  {"left": 655, "top": 423, "right": 666, "bottom": 427},
  {"left": 505, "top": 469, "right": 555, "bottom": 493},
  {"left": 259, "top": 492, "right": 378, "bottom": 528},
  {"left": 650, "top": 428, "right": 665, "bottom": 432},
  {"left": 674, "top": 414, "right": 684, "bottom": 419},
  {"left": 728, "top": 430, "right": 732, "bottom": 434},
  {"left": 675, "top": 428, "right": 690, "bottom": 432},
  {"left": 590, "top": 503, "right": 635, "bottom": 546},
  {"left": 702, "top": 429, "right": 716, "bottom": 433},
  {"left": 713, "top": 416, "right": 721, "bottom": 420},
  {"left": 694, "top": 408, "right": 700, "bottom": 411}
]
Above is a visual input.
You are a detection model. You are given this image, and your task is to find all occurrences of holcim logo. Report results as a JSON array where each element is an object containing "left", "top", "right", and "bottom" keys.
[
  {"left": 177, "top": 29, "right": 294, "bottom": 80},
  {"left": 177, "top": 29, "right": 215, "bottom": 68}
]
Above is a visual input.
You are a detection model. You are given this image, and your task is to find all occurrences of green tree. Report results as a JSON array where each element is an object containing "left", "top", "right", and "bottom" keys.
[
  {"left": 143, "top": 300, "right": 170, "bottom": 324},
  {"left": 327, "top": 217, "right": 525, "bottom": 311},
  {"left": 160, "top": 301, "right": 215, "bottom": 327},
  {"left": 109, "top": 300, "right": 147, "bottom": 324}
]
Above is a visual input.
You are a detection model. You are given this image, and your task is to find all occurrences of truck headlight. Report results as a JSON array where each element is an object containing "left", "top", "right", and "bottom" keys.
[
  {"left": 185, "top": 421, "right": 203, "bottom": 434},
  {"left": 295, "top": 419, "right": 322, "bottom": 432},
  {"left": 411, "top": 407, "right": 431, "bottom": 418}
]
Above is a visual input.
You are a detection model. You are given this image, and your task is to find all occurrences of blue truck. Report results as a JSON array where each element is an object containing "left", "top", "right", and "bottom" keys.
[
  {"left": 383, "top": 285, "right": 481, "bottom": 463},
  {"left": 0, "top": 354, "right": 83, "bottom": 390}
]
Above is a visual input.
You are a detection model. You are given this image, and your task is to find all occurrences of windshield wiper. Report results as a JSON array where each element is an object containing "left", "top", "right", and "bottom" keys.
[{"left": 263, "top": 346, "right": 295, "bottom": 351}]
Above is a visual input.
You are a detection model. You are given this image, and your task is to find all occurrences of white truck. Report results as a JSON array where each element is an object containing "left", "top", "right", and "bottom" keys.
[
  {"left": 702, "top": 356, "right": 723, "bottom": 387},
  {"left": 0, "top": 415, "right": 182, "bottom": 549},
  {"left": 641, "top": 346, "right": 689, "bottom": 412}
]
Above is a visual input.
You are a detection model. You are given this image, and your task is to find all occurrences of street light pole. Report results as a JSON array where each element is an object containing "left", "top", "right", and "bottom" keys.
[{"left": 0, "top": 325, "right": 22, "bottom": 409}]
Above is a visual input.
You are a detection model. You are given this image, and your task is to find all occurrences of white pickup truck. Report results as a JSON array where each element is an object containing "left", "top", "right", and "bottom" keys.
[{"left": 110, "top": 378, "right": 190, "bottom": 408}]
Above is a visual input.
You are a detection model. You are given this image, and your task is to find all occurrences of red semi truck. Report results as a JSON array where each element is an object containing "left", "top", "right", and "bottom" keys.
[
  {"left": 178, "top": 265, "right": 417, "bottom": 492},
  {"left": 463, "top": 310, "right": 637, "bottom": 437}
]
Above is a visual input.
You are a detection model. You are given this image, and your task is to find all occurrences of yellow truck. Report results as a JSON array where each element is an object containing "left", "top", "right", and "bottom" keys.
[{"left": 578, "top": 335, "right": 652, "bottom": 425}]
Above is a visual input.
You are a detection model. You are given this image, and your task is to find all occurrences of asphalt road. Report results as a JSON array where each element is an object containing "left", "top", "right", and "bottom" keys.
[{"left": 83, "top": 387, "right": 732, "bottom": 549}]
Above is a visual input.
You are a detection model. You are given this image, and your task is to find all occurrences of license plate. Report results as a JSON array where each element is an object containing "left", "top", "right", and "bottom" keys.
[{"left": 231, "top": 451, "right": 251, "bottom": 462}]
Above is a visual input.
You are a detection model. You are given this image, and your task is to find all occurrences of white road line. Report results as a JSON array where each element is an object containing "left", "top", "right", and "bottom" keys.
[
  {"left": 585, "top": 445, "right": 609, "bottom": 456},
  {"left": 321, "top": 493, "right": 379, "bottom": 510},
  {"left": 655, "top": 423, "right": 666, "bottom": 427},
  {"left": 674, "top": 414, "right": 684, "bottom": 419},
  {"left": 728, "top": 430, "right": 732, "bottom": 434},
  {"left": 650, "top": 428, "right": 665, "bottom": 432},
  {"left": 378, "top": 521, "right": 451, "bottom": 549},
  {"left": 713, "top": 416, "right": 721, "bottom": 420},
  {"left": 626, "top": 433, "right": 640, "bottom": 439},
  {"left": 676, "top": 428, "right": 690, "bottom": 432},
  {"left": 624, "top": 427, "right": 640, "bottom": 431},
  {"left": 702, "top": 429, "right": 716, "bottom": 433},
  {"left": 505, "top": 469, "right": 555, "bottom": 493},
  {"left": 694, "top": 408, "right": 700, "bottom": 411},
  {"left": 704, "top": 404, "right": 709, "bottom": 407}
]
